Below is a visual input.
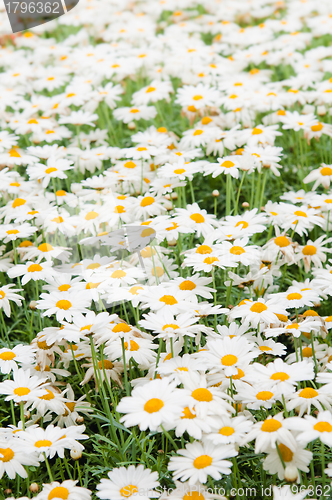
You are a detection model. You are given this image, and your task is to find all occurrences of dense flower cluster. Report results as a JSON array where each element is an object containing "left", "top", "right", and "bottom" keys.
[{"left": 0, "top": 0, "right": 332, "bottom": 498}]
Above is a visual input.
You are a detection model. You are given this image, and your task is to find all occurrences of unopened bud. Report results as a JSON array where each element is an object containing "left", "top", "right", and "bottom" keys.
[
  {"left": 168, "top": 238, "right": 177, "bottom": 247},
  {"left": 317, "top": 105, "right": 326, "bottom": 116},
  {"left": 76, "top": 416, "right": 84, "bottom": 424},
  {"left": 29, "top": 300, "right": 37, "bottom": 310},
  {"left": 128, "top": 121, "right": 136, "bottom": 130},
  {"left": 29, "top": 483, "right": 39, "bottom": 493},
  {"left": 171, "top": 192, "right": 178, "bottom": 200},
  {"left": 4, "top": 490, "right": 12, "bottom": 495},
  {"left": 164, "top": 201, "right": 173, "bottom": 211},
  {"left": 242, "top": 202, "right": 249, "bottom": 208},
  {"left": 284, "top": 465, "right": 298, "bottom": 483},
  {"left": 164, "top": 194, "right": 171, "bottom": 200},
  {"left": 212, "top": 190, "right": 219, "bottom": 197},
  {"left": 70, "top": 447, "right": 82, "bottom": 460}
]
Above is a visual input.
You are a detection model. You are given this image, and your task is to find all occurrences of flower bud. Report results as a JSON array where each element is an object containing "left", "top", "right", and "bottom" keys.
[
  {"left": 284, "top": 465, "right": 298, "bottom": 483},
  {"left": 29, "top": 300, "right": 37, "bottom": 310},
  {"left": 70, "top": 447, "right": 82, "bottom": 460},
  {"left": 29, "top": 483, "right": 39, "bottom": 493},
  {"left": 212, "top": 190, "right": 219, "bottom": 197},
  {"left": 128, "top": 122, "right": 136, "bottom": 130},
  {"left": 317, "top": 105, "right": 326, "bottom": 116},
  {"left": 242, "top": 202, "right": 249, "bottom": 208},
  {"left": 168, "top": 238, "right": 177, "bottom": 247}
]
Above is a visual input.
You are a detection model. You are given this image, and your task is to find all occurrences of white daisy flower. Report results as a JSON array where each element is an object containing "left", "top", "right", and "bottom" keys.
[
  {"left": 168, "top": 441, "right": 237, "bottom": 485},
  {"left": 96, "top": 465, "right": 159, "bottom": 500}
]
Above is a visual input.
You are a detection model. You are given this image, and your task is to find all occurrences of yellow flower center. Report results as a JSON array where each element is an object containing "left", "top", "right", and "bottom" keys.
[
  {"left": 221, "top": 354, "right": 238, "bottom": 366},
  {"left": 179, "top": 280, "right": 196, "bottom": 291},
  {"left": 190, "top": 213, "right": 205, "bottom": 223},
  {"left": 183, "top": 491, "right": 205, "bottom": 500},
  {"left": 48, "top": 486, "right": 69, "bottom": 500},
  {"left": 152, "top": 266, "right": 164, "bottom": 277},
  {"left": 58, "top": 284, "right": 71, "bottom": 292},
  {"left": 9, "top": 149, "right": 21, "bottom": 158},
  {"left": 302, "top": 347, "right": 313, "bottom": 357},
  {"left": 321, "top": 167, "right": 332, "bottom": 176},
  {"left": 0, "top": 351, "right": 15, "bottom": 361},
  {"left": 162, "top": 322, "right": 179, "bottom": 331},
  {"left": 219, "top": 426, "right": 235, "bottom": 436},
  {"left": 146, "top": 86, "right": 156, "bottom": 93},
  {"left": 221, "top": 160, "right": 235, "bottom": 168},
  {"left": 159, "top": 295, "right": 177, "bottom": 305},
  {"left": 0, "top": 448, "right": 14, "bottom": 462},
  {"left": 140, "top": 196, "right": 154, "bottom": 207},
  {"left": 287, "top": 293, "right": 302, "bottom": 301},
  {"left": 278, "top": 443, "right": 293, "bottom": 462},
  {"left": 85, "top": 211, "right": 99, "bottom": 220},
  {"left": 118, "top": 485, "right": 139, "bottom": 499},
  {"left": 35, "top": 439, "right": 53, "bottom": 448},
  {"left": 256, "top": 391, "right": 273, "bottom": 401},
  {"left": 6, "top": 229, "right": 19, "bottom": 235},
  {"left": 275, "top": 236, "right": 290, "bottom": 247},
  {"left": 250, "top": 302, "right": 267, "bottom": 313},
  {"left": 203, "top": 257, "right": 218, "bottom": 265},
  {"left": 55, "top": 300, "right": 72, "bottom": 310},
  {"left": 40, "top": 389, "right": 55, "bottom": 401},
  {"left": 98, "top": 360, "right": 114, "bottom": 370},
  {"left": 193, "top": 129, "right": 203, "bottom": 136},
  {"left": 124, "top": 340, "right": 140, "bottom": 351},
  {"left": 193, "top": 455, "right": 213, "bottom": 469},
  {"left": 111, "top": 270, "right": 126, "bottom": 279},
  {"left": 12, "top": 198, "right": 26, "bottom": 208},
  {"left": 13, "top": 387, "right": 30, "bottom": 397},
  {"left": 311, "top": 123, "right": 323, "bottom": 132},
  {"left": 299, "top": 387, "right": 318, "bottom": 399},
  {"left": 181, "top": 407, "right": 196, "bottom": 419},
  {"left": 313, "top": 421, "right": 332, "bottom": 433},
  {"left": 38, "top": 243, "right": 53, "bottom": 252},
  {"left": 235, "top": 221, "right": 249, "bottom": 228},
  {"left": 112, "top": 323, "right": 131, "bottom": 333},
  {"left": 45, "top": 167, "right": 57, "bottom": 174},
  {"left": 196, "top": 245, "right": 212, "bottom": 254},
  {"left": 230, "top": 245, "right": 245, "bottom": 255},
  {"left": 52, "top": 216, "right": 64, "bottom": 223},
  {"left": 294, "top": 210, "right": 307, "bottom": 218},
  {"left": 191, "top": 388, "right": 213, "bottom": 402},
  {"left": 270, "top": 372, "right": 289, "bottom": 381},
  {"left": 129, "top": 286, "right": 144, "bottom": 295},
  {"left": 261, "top": 418, "right": 282, "bottom": 432},
  {"left": 28, "top": 264, "right": 43, "bottom": 272},
  {"left": 144, "top": 398, "right": 164, "bottom": 413},
  {"left": 259, "top": 346, "right": 272, "bottom": 352},
  {"left": 252, "top": 128, "right": 263, "bottom": 135},
  {"left": 302, "top": 245, "right": 316, "bottom": 255}
]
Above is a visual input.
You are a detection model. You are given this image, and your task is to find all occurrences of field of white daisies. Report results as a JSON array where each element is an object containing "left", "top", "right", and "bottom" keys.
[{"left": 1, "top": 0, "right": 332, "bottom": 499}]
